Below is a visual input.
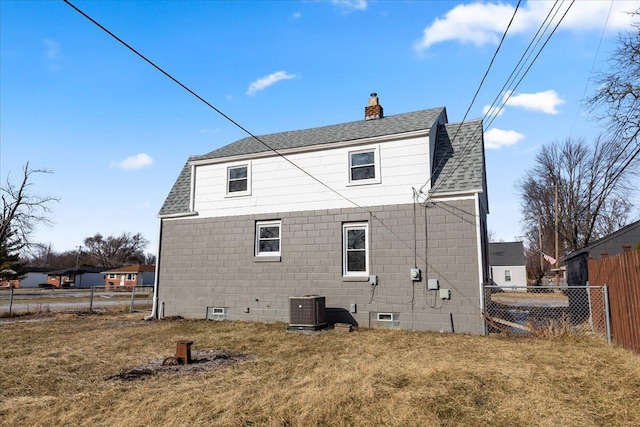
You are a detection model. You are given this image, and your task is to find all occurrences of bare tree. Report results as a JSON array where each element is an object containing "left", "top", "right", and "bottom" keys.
[
  {"left": 588, "top": 8, "right": 640, "bottom": 173},
  {"left": 518, "top": 137, "right": 638, "bottom": 273},
  {"left": 83, "top": 232, "right": 149, "bottom": 267},
  {"left": 1, "top": 162, "right": 58, "bottom": 250},
  {"left": 1, "top": 163, "right": 58, "bottom": 279}
]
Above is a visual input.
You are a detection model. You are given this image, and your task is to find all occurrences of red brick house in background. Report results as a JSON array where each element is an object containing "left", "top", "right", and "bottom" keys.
[{"left": 102, "top": 264, "right": 155, "bottom": 290}]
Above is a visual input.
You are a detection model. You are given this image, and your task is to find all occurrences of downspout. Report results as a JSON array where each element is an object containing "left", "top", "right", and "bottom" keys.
[
  {"left": 474, "top": 193, "right": 486, "bottom": 334},
  {"left": 144, "top": 217, "right": 162, "bottom": 320}
]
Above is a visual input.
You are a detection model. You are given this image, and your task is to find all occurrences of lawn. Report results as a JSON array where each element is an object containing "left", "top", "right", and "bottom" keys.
[{"left": 1, "top": 311, "right": 639, "bottom": 426}]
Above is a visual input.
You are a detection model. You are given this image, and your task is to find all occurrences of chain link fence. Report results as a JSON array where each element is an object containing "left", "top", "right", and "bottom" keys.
[
  {"left": 0, "top": 286, "right": 154, "bottom": 317},
  {"left": 482, "top": 285, "right": 610, "bottom": 342}
]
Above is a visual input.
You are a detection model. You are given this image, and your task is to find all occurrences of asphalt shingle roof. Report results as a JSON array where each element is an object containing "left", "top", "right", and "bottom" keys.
[
  {"left": 159, "top": 107, "right": 485, "bottom": 216},
  {"left": 430, "top": 120, "right": 485, "bottom": 194},
  {"left": 489, "top": 242, "right": 526, "bottom": 266}
]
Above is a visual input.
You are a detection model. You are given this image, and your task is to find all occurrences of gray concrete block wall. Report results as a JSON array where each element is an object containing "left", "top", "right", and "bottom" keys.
[{"left": 158, "top": 199, "right": 484, "bottom": 334}]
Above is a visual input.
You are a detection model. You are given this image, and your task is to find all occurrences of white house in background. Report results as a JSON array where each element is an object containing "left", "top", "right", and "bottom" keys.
[{"left": 489, "top": 242, "right": 527, "bottom": 289}]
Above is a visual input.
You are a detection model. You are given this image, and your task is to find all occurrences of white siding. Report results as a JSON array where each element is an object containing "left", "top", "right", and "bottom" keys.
[
  {"left": 193, "top": 135, "right": 431, "bottom": 218},
  {"left": 491, "top": 265, "right": 527, "bottom": 289}
]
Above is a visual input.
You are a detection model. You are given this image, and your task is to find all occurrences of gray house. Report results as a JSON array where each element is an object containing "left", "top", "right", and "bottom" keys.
[
  {"left": 563, "top": 219, "right": 640, "bottom": 288},
  {"left": 154, "top": 95, "right": 490, "bottom": 334}
]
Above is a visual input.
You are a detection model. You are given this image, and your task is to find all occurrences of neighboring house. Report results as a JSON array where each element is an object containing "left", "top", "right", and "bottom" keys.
[
  {"left": 155, "top": 95, "right": 490, "bottom": 334},
  {"left": 102, "top": 264, "right": 155, "bottom": 289},
  {"left": 489, "top": 242, "right": 527, "bottom": 290},
  {"left": 563, "top": 219, "right": 640, "bottom": 288},
  {"left": 0, "top": 267, "right": 53, "bottom": 288},
  {"left": 47, "top": 267, "right": 105, "bottom": 288}
]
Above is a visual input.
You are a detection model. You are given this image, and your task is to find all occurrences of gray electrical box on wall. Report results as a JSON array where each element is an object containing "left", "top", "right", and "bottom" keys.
[
  {"left": 410, "top": 268, "right": 421, "bottom": 281},
  {"left": 427, "top": 279, "right": 439, "bottom": 290}
]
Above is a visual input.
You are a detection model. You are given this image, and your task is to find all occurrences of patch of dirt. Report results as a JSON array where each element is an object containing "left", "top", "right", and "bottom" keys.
[{"left": 106, "top": 350, "right": 255, "bottom": 381}]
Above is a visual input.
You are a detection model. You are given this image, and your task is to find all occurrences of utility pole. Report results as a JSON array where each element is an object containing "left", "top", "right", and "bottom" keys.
[
  {"left": 75, "top": 246, "right": 82, "bottom": 268},
  {"left": 554, "top": 182, "right": 559, "bottom": 286},
  {"left": 538, "top": 215, "right": 543, "bottom": 276}
]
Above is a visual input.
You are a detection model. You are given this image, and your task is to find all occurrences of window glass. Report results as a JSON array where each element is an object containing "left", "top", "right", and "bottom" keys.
[
  {"left": 343, "top": 223, "right": 368, "bottom": 276},
  {"left": 350, "top": 151, "right": 375, "bottom": 181},
  {"left": 228, "top": 165, "right": 248, "bottom": 193},
  {"left": 505, "top": 270, "right": 512, "bottom": 282},
  {"left": 256, "top": 221, "right": 281, "bottom": 256}
]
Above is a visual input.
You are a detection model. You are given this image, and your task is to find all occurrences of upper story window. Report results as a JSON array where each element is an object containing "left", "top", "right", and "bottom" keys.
[
  {"left": 108, "top": 274, "right": 116, "bottom": 279},
  {"left": 255, "top": 220, "right": 281, "bottom": 256},
  {"left": 505, "top": 270, "right": 512, "bottom": 282},
  {"left": 227, "top": 163, "right": 251, "bottom": 196},
  {"left": 126, "top": 273, "right": 136, "bottom": 281},
  {"left": 348, "top": 147, "right": 380, "bottom": 185},
  {"left": 343, "top": 222, "right": 369, "bottom": 277}
]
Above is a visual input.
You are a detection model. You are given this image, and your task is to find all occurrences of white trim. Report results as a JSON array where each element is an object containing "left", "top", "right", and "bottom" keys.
[
  {"left": 157, "top": 211, "right": 199, "bottom": 219},
  {"left": 225, "top": 162, "right": 252, "bottom": 197},
  {"left": 189, "top": 164, "right": 196, "bottom": 212},
  {"left": 346, "top": 145, "right": 381, "bottom": 186},
  {"left": 342, "top": 222, "right": 369, "bottom": 277},
  {"left": 255, "top": 220, "right": 281, "bottom": 256},
  {"left": 377, "top": 312, "right": 395, "bottom": 322},
  {"left": 475, "top": 193, "right": 485, "bottom": 316},
  {"left": 189, "top": 130, "right": 430, "bottom": 167}
]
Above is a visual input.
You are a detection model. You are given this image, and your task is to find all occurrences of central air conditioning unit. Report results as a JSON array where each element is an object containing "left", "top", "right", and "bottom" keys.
[{"left": 288, "top": 295, "right": 327, "bottom": 331}]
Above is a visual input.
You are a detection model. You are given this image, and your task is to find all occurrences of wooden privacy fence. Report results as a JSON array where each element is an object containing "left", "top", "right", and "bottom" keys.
[{"left": 588, "top": 246, "right": 640, "bottom": 354}]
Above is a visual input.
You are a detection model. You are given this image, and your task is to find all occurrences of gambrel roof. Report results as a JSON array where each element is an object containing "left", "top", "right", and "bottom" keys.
[{"left": 159, "top": 107, "right": 485, "bottom": 216}]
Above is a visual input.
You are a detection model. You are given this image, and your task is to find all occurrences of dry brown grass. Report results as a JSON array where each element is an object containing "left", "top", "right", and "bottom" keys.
[{"left": 1, "top": 313, "right": 639, "bottom": 427}]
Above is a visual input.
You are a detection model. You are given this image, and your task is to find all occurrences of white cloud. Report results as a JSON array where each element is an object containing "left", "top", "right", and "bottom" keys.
[
  {"left": 484, "top": 128, "right": 524, "bottom": 149},
  {"left": 482, "top": 104, "right": 505, "bottom": 118},
  {"left": 505, "top": 90, "right": 565, "bottom": 114},
  {"left": 483, "top": 90, "right": 565, "bottom": 116},
  {"left": 43, "top": 38, "right": 60, "bottom": 59},
  {"left": 332, "top": 0, "right": 367, "bottom": 11},
  {"left": 246, "top": 71, "right": 297, "bottom": 96},
  {"left": 111, "top": 153, "right": 154, "bottom": 170},
  {"left": 292, "top": 12, "right": 302, "bottom": 20},
  {"left": 415, "top": 1, "right": 640, "bottom": 51}
]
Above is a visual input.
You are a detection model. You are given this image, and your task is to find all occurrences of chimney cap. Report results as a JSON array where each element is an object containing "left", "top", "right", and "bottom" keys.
[{"left": 370, "top": 92, "right": 377, "bottom": 97}]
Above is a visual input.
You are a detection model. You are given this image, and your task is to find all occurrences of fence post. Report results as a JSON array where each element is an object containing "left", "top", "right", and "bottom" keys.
[
  {"left": 89, "top": 287, "right": 94, "bottom": 312},
  {"left": 603, "top": 284, "right": 612, "bottom": 344},
  {"left": 129, "top": 287, "right": 136, "bottom": 312},
  {"left": 9, "top": 287, "right": 14, "bottom": 316}
]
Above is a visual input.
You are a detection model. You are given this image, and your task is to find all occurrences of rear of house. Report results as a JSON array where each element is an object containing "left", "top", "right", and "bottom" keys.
[{"left": 155, "top": 96, "right": 490, "bottom": 334}]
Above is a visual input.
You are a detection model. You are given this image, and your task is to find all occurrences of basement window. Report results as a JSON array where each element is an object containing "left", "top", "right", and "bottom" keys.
[{"left": 207, "top": 307, "right": 228, "bottom": 321}]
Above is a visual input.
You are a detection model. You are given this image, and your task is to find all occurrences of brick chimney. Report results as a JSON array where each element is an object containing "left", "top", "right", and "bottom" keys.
[{"left": 365, "top": 93, "right": 383, "bottom": 120}]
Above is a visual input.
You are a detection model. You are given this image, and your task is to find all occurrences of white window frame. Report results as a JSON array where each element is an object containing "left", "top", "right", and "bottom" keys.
[
  {"left": 505, "top": 270, "right": 512, "bottom": 282},
  {"left": 377, "top": 312, "right": 396, "bottom": 322},
  {"left": 226, "top": 163, "right": 251, "bottom": 197},
  {"left": 108, "top": 274, "right": 116, "bottom": 279},
  {"left": 126, "top": 273, "right": 136, "bottom": 281},
  {"left": 343, "top": 222, "right": 369, "bottom": 277},
  {"left": 255, "top": 220, "right": 281, "bottom": 256},
  {"left": 347, "top": 146, "right": 381, "bottom": 186}
]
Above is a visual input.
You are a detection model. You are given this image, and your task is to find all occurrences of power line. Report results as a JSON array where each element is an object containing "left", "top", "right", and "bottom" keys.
[
  {"left": 62, "top": 0, "right": 425, "bottom": 268},
  {"left": 428, "top": 1, "right": 575, "bottom": 197},
  {"left": 419, "top": 0, "right": 522, "bottom": 196}
]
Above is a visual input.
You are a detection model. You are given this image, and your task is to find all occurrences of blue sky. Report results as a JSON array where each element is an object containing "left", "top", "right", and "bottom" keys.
[{"left": 2, "top": 0, "right": 639, "bottom": 255}]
